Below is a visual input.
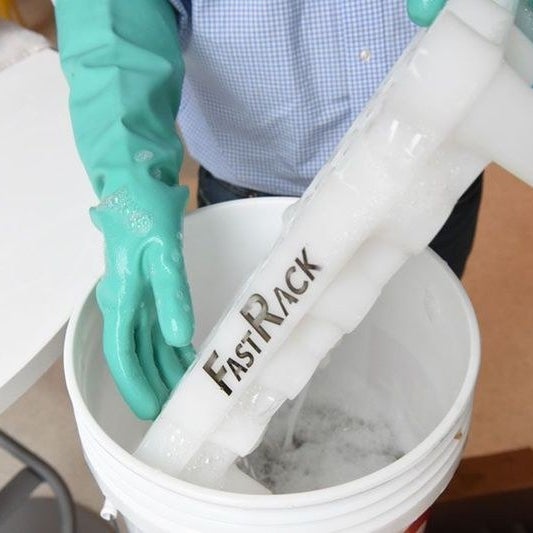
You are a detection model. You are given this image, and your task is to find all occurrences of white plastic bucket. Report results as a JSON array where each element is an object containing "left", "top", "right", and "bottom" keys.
[{"left": 64, "top": 197, "right": 480, "bottom": 532}]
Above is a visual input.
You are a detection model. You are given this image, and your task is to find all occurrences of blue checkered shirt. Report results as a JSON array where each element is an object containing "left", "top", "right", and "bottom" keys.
[{"left": 169, "top": 0, "right": 418, "bottom": 196}]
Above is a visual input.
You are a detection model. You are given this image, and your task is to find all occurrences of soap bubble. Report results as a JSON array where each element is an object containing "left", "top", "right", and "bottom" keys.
[
  {"left": 239, "top": 400, "right": 404, "bottom": 494},
  {"left": 134, "top": 150, "right": 154, "bottom": 163}
]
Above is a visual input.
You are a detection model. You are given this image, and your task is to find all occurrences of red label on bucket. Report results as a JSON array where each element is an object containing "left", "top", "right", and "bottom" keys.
[{"left": 405, "top": 511, "right": 429, "bottom": 533}]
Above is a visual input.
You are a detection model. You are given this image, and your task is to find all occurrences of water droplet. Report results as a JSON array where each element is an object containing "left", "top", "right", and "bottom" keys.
[
  {"left": 359, "top": 49, "right": 371, "bottom": 62},
  {"left": 150, "top": 168, "right": 162, "bottom": 179},
  {"left": 129, "top": 211, "right": 153, "bottom": 234},
  {"left": 171, "top": 250, "right": 182, "bottom": 264}
]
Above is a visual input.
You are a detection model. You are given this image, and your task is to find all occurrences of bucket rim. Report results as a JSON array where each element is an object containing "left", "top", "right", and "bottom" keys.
[{"left": 64, "top": 196, "right": 481, "bottom": 509}]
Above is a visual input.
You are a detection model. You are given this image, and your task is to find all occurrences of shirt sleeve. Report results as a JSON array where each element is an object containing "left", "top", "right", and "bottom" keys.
[{"left": 56, "top": 0, "right": 185, "bottom": 199}]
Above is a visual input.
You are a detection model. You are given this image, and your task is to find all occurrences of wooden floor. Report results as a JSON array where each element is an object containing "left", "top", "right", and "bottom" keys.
[{"left": 1, "top": 1, "right": 532, "bottom": 514}]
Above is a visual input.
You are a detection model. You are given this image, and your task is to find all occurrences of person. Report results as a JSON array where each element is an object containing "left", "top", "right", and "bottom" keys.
[{"left": 55, "top": 0, "right": 481, "bottom": 419}]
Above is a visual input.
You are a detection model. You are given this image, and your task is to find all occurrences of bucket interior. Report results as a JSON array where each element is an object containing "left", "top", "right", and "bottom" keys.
[{"left": 72, "top": 198, "right": 476, "bottom": 493}]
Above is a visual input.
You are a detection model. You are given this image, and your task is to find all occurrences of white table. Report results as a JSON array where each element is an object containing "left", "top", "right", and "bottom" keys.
[
  {"left": 0, "top": 47, "right": 103, "bottom": 412},
  {"left": 0, "top": 27, "right": 106, "bottom": 532}
]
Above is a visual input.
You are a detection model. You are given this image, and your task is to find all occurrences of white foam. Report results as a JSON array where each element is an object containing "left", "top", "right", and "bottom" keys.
[{"left": 239, "top": 398, "right": 403, "bottom": 494}]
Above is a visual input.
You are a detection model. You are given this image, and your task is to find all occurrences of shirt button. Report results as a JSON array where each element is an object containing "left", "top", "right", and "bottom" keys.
[{"left": 359, "top": 49, "right": 372, "bottom": 62}]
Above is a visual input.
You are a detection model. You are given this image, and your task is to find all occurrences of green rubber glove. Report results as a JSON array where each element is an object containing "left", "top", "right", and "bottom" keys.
[
  {"left": 517, "top": 0, "right": 533, "bottom": 41},
  {"left": 408, "top": 0, "right": 533, "bottom": 28},
  {"left": 56, "top": 0, "right": 195, "bottom": 419},
  {"left": 407, "top": 0, "right": 446, "bottom": 26}
]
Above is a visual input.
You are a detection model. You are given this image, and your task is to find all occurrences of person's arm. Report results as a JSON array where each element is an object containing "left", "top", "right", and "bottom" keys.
[
  {"left": 56, "top": 0, "right": 195, "bottom": 420},
  {"left": 56, "top": 0, "right": 184, "bottom": 198}
]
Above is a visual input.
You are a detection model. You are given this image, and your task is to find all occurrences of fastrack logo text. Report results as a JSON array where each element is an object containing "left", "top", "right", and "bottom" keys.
[{"left": 203, "top": 248, "right": 321, "bottom": 396}]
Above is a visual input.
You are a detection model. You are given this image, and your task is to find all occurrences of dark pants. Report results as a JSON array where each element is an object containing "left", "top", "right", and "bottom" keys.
[{"left": 197, "top": 166, "right": 483, "bottom": 279}]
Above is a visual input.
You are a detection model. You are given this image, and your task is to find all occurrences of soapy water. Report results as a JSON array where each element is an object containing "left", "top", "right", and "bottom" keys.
[
  {"left": 238, "top": 392, "right": 404, "bottom": 494},
  {"left": 282, "top": 384, "right": 310, "bottom": 452}
]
